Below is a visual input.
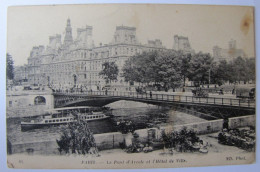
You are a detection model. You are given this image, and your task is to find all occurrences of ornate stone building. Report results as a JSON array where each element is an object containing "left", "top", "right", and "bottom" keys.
[
  {"left": 27, "top": 19, "right": 193, "bottom": 90},
  {"left": 28, "top": 46, "right": 45, "bottom": 85}
]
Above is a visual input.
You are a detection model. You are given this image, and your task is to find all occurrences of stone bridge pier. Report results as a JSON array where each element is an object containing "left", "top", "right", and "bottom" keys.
[{"left": 6, "top": 90, "right": 54, "bottom": 118}]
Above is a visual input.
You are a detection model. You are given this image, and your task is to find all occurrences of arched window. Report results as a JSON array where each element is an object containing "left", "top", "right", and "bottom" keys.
[{"left": 34, "top": 96, "right": 46, "bottom": 105}]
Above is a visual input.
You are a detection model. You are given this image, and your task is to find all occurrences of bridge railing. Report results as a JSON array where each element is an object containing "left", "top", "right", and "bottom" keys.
[{"left": 53, "top": 90, "right": 255, "bottom": 108}]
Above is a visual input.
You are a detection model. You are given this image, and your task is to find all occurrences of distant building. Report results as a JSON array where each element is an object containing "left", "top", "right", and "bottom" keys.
[
  {"left": 75, "top": 25, "right": 94, "bottom": 48},
  {"left": 27, "top": 45, "right": 45, "bottom": 86},
  {"left": 26, "top": 19, "right": 194, "bottom": 90},
  {"left": 63, "top": 18, "right": 73, "bottom": 46},
  {"left": 112, "top": 26, "right": 138, "bottom": 44},
  {"left": 48, "top": 34, "right": 61, "bottom": 50},
  {"left": 213, "top": 39, "right": 246, "bottom": 62},
  {"left": 14, "top": 65, "right": 29, "bottom": 84},
  {"left": 173, "top": 35, "right": 195, "bottom": 54}
]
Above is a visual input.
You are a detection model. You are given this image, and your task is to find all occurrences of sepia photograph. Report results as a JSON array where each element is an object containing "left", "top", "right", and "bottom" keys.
[{"left": 5, "top": 3, "right": 256, "bottom": 169}]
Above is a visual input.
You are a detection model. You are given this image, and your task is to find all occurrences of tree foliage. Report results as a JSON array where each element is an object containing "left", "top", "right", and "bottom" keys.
[
  {"left": 187, "top": 52, "right": 214, "bottom": 84},
  {"left": 161, "top": 127, "right": 200, "bottom": 152},
  {"left": 245, "top": 58, "right": 255, "bottom": 82},
  {"left": 180, "top": 53, "right": 192, "bottom": 85},
  {"left": 214, "top": 57, "right": 255, "bottom": 84},
  {"left": 56, "top": 120, "right": 98, "bottom": 155},
  {"left": 122, "top": 51, "right": 159, "bottom": 84},
  {"left": 232, "top": 56, "right": 247, "bottom": 83},
  {"left": 99, "top": 61, "right": 119, "bottom": 84},
  {"left": 156, "top": 51, "right": 183, "bottom": 88},
  {"left": 122, "top": 49, "right": 255, "bottom": 88},
  {"left": 6, "top": 53, "right": 14, "bottom": 80},
  {"left": 122, "top": 51, "right": 183, "bottom": 88}
]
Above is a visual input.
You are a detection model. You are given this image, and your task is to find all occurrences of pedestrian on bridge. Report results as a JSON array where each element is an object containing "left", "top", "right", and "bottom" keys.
[
  {"left": 150, "top": 91, "right": 152, "bottom": 99},
  {"left": 105, "top": 89, "right": 108, "bottom": 95}
]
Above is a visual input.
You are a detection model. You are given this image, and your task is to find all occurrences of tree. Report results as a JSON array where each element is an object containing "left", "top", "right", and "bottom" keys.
[
  {"left": 226, "top": 62, "right": 236, "bottom": 84},
  {"left": 245, "top": 57, "right": 255, "bottom": 83},
  {"left": 99, "top": 61, "right": 119, "bottom": 84},
  {"left": 156, "top": 51, "right": 183, "bottom": 89},
  {"left": 56, "top": 120, "right": 98, "bottom": 155},
  {"left": 122, "top": 50, "right": 183, "bottom": 89},
  {"left": 232, "top": 56, "right": 247, "bottom": 84},
  {"left": 122, "top": 55, "right": 144, "bottom": 84},
  {"left": 161, "top": 127, "right": 200, "bottom": 152},
  {"left": 6, "top": 53, "right": 14, "bottom": 80},
  {"left": 211, "top": 60, "right": 228, "bottom": 85},
  {"left": 123, "top": 51, "right": 159, "bottom": 85},
  {"left": 222, "top": 56, "right": 255, "bottom": 84},
  {"left": 187, "top": 52, "right": 213, "bottom": 85},
  {"left": 180, "top": 52, "right": 192, "bottom": 86}
]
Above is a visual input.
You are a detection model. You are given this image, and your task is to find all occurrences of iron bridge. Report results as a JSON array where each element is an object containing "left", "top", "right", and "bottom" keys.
[{"left": 53, "top": 90, "right": 255, "bottom": 119}]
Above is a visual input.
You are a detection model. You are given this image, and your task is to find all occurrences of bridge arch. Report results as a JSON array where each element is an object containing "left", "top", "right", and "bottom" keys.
[
  {"left": 53, "top": 92, "right": 255, "bottom": 119},
  {"left": 34, "top": 96, "right": 46, "bottom": 105}
]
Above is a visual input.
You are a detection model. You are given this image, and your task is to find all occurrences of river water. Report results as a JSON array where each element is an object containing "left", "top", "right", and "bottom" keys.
[{"left": 7, "top": 100, "right": 206, "bottom": 150}]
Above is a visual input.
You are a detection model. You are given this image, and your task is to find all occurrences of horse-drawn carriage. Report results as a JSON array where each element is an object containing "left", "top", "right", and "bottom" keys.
[
  {"left": 192, "top": 88, "right": 209, "bottom": 97},
  {"left": 135, "top": 87, "right": 147, "bottom": 94},
  {"left": 236, "top": 86, "right": 255, "bottom": 99}
]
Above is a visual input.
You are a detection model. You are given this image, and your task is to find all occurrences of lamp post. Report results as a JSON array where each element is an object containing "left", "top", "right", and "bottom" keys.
[
  {"left": 208, "top": 62, "right": 214, "bottom": 86},
  {"left": 208, "top": 68, "right": 211, "bottom": 85}
]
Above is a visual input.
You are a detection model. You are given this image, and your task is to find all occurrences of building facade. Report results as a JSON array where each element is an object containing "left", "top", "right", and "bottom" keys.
[
  {"left": 173, "top": 35, "right": 195, "bottom": 54},
  {"left": 213, "top": 39, "right": 246, "bottom": 62},
  {"left": 14, "top": 65, "right": 29, "bottom": 84},
  {"left": 26, "top": 19, "right": 193, "bottom": 91}
]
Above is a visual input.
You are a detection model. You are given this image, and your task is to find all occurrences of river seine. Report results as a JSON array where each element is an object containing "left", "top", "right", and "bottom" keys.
[{"left": 7, "top": 100, "right": 206, "bottom": 151}]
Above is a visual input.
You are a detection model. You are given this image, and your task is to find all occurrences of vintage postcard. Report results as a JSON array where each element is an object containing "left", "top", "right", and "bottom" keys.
[{"left": 6, "top": 4, "right": 255, "bottom": 169}]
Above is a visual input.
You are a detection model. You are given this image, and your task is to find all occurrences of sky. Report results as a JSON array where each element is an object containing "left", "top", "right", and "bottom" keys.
[{"left": 7, "top": 4, "right": 255, "bottom": 66}]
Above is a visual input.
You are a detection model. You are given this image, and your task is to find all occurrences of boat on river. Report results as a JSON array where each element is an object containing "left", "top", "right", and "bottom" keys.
[{"left": 21, "top": 106, "right": 110, "bottom": 130}]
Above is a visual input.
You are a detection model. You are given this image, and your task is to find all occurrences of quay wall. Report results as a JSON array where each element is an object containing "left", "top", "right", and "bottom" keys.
[
  {"left": 10, "top": 141, "right": 59, "bottom": 155},
  {"left": 9, "top": 115, "right": 255, "bottom": 154},
  {"left": 94, "top": 132, "right": 125, "bottom": 150},
  {"left": 229, "top": 115, "right": 255, "bottom": 129},
  {"left": 6, "top": 90, "right": 54, "bottom": 118},
  {"left": 6, "top": 105, "right": 48, "bottom": 118},
  {"left": 161, "top": 119, "right": 224, "bottom": 135}
]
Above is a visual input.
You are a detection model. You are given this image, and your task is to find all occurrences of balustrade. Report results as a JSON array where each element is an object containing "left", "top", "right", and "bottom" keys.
[{"left": 53, "top": 91, "right": 255, "bottom": 108}]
